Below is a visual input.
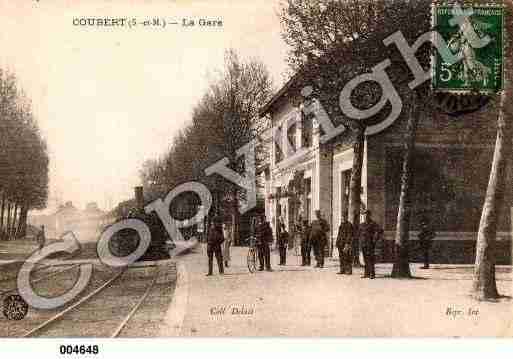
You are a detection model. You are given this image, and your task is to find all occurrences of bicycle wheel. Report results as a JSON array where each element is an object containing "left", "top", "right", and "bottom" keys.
[{"left": 247, "top": 247, "right": 257, "bottom": 273}]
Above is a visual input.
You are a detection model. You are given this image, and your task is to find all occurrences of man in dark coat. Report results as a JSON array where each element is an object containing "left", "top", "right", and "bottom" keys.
[
  {"left": 278, "top": 229, "right": 289, "bottom": 265},
  {"left": 358, "top": 210, "right": 382, "bottom": 279},
  {"left": 310, "top": 210, "right": 329, "bottom": 268},
  {"left": 336, "top": 216, "right": 354, "bottom": 275},
  {"left": 277, "top": 216, "right": 285, "bottom": 235},
  {"left": 300, "top": 220, "right": 312, "bottom": 266},
  {"left": 418, "top": 216, "right": 436, "bottom": 269},
  {"left": 255, "top": 215, "right": 273, "bottom": 271},
  {"left": 206, "top": 218, "right": 225, "bottom": 276}
]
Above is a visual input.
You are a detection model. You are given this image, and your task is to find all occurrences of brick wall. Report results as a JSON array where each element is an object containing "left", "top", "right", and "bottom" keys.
[{"left": 367, "top": 95, "right": 512, "bottom": 264}]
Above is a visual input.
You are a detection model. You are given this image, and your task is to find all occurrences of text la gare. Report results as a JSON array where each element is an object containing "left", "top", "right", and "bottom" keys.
[{"left": 182, "top": 18, "right": 223, "bottom": 27}]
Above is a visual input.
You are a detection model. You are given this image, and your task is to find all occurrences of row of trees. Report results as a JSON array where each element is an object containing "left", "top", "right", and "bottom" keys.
[
  {"left": 139, "top": 50, "right": 274, "bottom": 244},
  {"left": 140, "top": 0, "right": 511, "bottom": 301},
  {"left": 0, "top": 70, "right": 49, "bottom": 240},
  {"left": 280, "top": 0, "right": 512, "bottom": 300}
]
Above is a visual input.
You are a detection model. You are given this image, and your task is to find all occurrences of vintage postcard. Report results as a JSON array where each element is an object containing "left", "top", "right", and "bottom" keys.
[{"left": 0, "top": 0, "right": 512, "bottom": 349}]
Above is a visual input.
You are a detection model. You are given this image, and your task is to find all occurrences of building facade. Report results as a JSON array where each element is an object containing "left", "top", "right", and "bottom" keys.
[{"left": 260, "top": 81, "right": 512, "bottom": 264}]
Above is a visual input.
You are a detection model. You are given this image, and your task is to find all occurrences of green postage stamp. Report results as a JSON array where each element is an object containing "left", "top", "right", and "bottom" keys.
[{"left": 433, "top": 4, "right": 504, "bottom": 93}]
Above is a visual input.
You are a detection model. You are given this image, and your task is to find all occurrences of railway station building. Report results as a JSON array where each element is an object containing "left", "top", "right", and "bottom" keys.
[{"left": 258, "top": 77, "right": 513, "bottom": 264}]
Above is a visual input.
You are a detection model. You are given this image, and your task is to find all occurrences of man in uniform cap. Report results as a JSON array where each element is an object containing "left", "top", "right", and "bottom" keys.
[
  {"left": 255, "top": 214, "right": 273, "bottom": 271},
  {"left": 418, "top": 216, "right": 436, "bottom": 269},
  {"left": 206, "top": 216, "right": 225, "bottom": 276},
  {"left": 358, "top": 210, "right": 382, "bottom": 279},
  {"left": 278, "top": 228, "right": 289, "bottom": 265},
  {"left": 310, "top": 210, "right": 329, "bottom": 268},
  {"left": 300, "top": 220, "right": 312, "bottom": 266},
  {"left": 336, "top": 215, "right": 354, "bottom": 274}
]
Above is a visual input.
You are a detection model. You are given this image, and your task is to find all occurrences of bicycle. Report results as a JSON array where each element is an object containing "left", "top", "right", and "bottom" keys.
[
  {"left": 246, "top": 215, "right": 261, "bottom": 273},
  {"left": 246, "top": 235, "right": 258, "bottom": 273}
]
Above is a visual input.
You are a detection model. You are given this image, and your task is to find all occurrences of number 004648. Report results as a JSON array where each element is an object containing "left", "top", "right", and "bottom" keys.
[{"left": 59, "top": 345, "right": 99, "bottom": 355}]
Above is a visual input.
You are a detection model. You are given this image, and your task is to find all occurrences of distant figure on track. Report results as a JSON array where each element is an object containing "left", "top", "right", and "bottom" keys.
[
  {"left": 37, "top": 225, "right": 46, "bottom": 252},
  {"left": 206, "top": 217, "right": 224, "bottom": 276}
]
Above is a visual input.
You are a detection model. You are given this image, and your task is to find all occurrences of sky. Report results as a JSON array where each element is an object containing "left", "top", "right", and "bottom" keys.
[{"left": 0, "top": 0, "right": 289, "bottom": 213}]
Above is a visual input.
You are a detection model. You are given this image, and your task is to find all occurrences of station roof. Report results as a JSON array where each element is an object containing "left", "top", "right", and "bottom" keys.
[{"left": 259, "top": 72, "right": 301, "bottom": 118}]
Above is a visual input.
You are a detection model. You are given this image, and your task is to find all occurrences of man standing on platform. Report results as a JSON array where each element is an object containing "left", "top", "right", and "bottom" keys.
[
  {"left": 277, "top": 216, "right": 285, "bottom": 250},
  {"left": 206, "top": 217, "right": 224, "bottom": 276},
  {"left": 278, "top": 228, "right": 289, "bottom": 265},
  {"left": 418, "top": 216, "right": 436, "bottom": 269},
  {"left": 310, "top": 210, "right": 329, "bottom": 268},
  {"left": 336, "top": 216, "right": 354, "bottom": 275},
  {"left": 358, "top": 210, "right": 382, "bottom": 279},
  {"left": 256, "top": 215, "right": 273, "bottom": 271},
  {"left": 300, "top": 220, "right": 311, "bottom": 266}
]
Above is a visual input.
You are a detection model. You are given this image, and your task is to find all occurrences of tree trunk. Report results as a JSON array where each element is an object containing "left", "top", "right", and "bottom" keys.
[
  {"left": 0, "top": 192, "right": 5, "bottom": 239},
  {"left": 471, "top": 94, "right": 510, "bottom": 301},
  {"left": 392, "top": 98, "right": 419, "bottom": 278},
  {"left": 6, "top": 201, "right": 12, "bottom": 240},
  {"left": 17, "top": 203, "right": 28, "bottom": 239},
  {"left": 10, "top": 202, "right": 19, "bottom": 239},
  {"left": 348, "top": 125, "right": 365, "bottom": 266},
  {"left": 231, "top": 188, "right": 241, "bottom": 246}
]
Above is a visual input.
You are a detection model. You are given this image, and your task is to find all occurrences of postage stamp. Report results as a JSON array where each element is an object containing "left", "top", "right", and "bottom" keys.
[{"left": 432, "top": 4, "right": 504, "bottom": 93}]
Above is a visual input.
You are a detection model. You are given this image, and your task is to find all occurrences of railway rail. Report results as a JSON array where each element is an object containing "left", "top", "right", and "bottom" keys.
[
  {"left": 0, "top": 250, "right": 81, "bottom": 292},
  {"left": 0, "top": 264, "right": 81, "bottom": 296},
  {"left": 111, "top": 268, "right": 159, "bottom": 338},
  {"left": 22, "top": 266, "right": 160, "bottom": 338}
]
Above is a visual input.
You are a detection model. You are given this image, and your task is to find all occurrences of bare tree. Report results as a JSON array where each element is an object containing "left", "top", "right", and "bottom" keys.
[
  {"left": 196, "top": 50, "right": 273, "bottom": 244},
  {"left": 391, "top": 92, "right": 421, "bottom": 278},
  {"left": 470, "top": 0, "right": 512, "bottom": 301},
  {"left": 139, "top": 50, "right": 273, "bottom": 244},
  {"left": 471, "top": 93, "right": 510, "bottom": 300}
]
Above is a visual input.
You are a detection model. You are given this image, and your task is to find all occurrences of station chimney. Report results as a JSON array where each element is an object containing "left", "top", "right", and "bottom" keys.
[{"left": 134, "top": 186, "right": 144, "bottom": 211}]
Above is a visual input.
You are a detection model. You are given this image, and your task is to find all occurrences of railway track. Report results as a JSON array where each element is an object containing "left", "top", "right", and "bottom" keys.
[
  {"left": 0, "top": 264, "right": 81, "bottom": 296},
  {"left": 0, "top": 250, "right": 81, "bottom": 292},
  {"left": 22, "top": 265, "right": 161, "bottom": 338},
  {"left": 111, "top": 269, "right": 159, "bottom": 338}
]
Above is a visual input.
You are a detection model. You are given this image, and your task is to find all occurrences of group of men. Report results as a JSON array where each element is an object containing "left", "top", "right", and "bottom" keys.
[
  {"left": 335, "top": 210, "right": 383, "bottom": 278},
  {"left": 260, "top": 210, "right": 330, "bottom": 270},
  {"left": 334, "top": 210, "right": 435, "bottom": 275},
  {"left": 298, "top": 210, "right": 330, "bottom": 268},
  {"left": 256, "top": 209, "right": 383, "bottom": 277},
  {"left": 206, "top": 209, "right": 435, "bottom": 278}
]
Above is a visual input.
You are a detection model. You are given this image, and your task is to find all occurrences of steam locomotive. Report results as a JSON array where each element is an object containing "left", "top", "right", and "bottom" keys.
[{"left": 108, "top": 187, "right": 172, "bottom": 261}]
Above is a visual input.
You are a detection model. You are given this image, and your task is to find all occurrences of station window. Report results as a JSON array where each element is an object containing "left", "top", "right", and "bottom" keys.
[{"left": 301, "top": 112, "right": 312, "bottom": 148}]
